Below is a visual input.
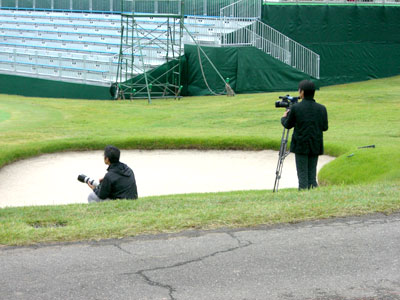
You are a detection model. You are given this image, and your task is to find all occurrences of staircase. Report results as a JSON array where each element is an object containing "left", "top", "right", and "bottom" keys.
[
  {"left": 184, "top": 0, "right": 320, "bottom": 79},
  {"left": 222, "top": 19, "right": 320, "bottom": 79}
]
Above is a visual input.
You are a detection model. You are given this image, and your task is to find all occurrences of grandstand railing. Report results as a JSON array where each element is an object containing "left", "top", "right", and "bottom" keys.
[
  {"left": 221, "top": 19, "right": 320, "bottom": 79},
  {"left": 217, "top": 0, "right": 319, "bottom": 79},
  {"left": 0, "top": 0, "right": 265, "bottom": 15},
  {"left": 220, "top": 0, "right": 261, "bottom": 19},
  {"left": 1, "top": 0, "right": 398, "bottom": 15},
  {"left": 262, "top": 0, "right": 400, "bottom": 4}
]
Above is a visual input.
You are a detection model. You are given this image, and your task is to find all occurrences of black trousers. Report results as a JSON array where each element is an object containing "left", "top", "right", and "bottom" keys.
[{"left": 295, "top": 153, "right": 319, "bottom": 190}]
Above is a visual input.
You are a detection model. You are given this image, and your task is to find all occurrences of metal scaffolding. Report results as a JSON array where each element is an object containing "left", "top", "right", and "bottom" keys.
[{"left": 114, "top": 0, "right": 184, "bottom": 102}]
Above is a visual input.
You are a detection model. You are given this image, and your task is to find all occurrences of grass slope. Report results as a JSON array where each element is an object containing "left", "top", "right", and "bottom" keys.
[
  {"left": 1, "top": 183, "right": 398, "bottom": 246},
  {"left": 0, "top": 76, "right": 399, "bottom": 245}
]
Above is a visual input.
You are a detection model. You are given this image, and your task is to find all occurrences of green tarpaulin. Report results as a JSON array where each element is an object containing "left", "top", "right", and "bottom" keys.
[
  {"left": 183, "top": 44, "right": 313, "bottom": 96},
  {"left": 262, "top": 4, "right": 400, "bottom": 86}
]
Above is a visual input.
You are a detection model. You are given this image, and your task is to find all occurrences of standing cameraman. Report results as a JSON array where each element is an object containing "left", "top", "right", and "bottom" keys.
[
  {"left": 87, "top": 145, "right": 138, "bottom": 202},
  {"left": 281, "top": 80, "right": 328, "bottom": 190}
]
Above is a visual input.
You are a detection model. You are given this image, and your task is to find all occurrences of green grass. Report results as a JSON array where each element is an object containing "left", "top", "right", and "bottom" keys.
[
  {"left": 0, "top": 76, "right": 399, "bottom": 246},
  {"left": 1, "top": 183, "right": 398, "bottom": 246},
  {"left": 0, "top": 109, "right": 10, "bottom": 122}
]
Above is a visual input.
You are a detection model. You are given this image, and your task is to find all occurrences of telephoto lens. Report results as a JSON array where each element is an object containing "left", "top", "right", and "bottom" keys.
[
  {"left": 77, "top": 174, "right": 98, "bottom": 187},
  {"left": 77, "top": 174, "right": 87, "bottom": 183}
]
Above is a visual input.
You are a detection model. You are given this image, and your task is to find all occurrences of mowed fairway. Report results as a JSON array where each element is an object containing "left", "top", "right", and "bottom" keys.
[{"left": 0, "top": 76, "right": 399, "bottom": 246}]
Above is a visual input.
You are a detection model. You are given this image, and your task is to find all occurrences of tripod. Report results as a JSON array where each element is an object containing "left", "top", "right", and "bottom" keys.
[{"left": 273, "top": 126, "right": 291, "bottom": 192}]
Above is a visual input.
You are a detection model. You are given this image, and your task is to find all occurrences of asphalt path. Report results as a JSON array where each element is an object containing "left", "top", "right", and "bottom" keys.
[{"left": 1, "top": 213, "right": 399, "bottom": 300}]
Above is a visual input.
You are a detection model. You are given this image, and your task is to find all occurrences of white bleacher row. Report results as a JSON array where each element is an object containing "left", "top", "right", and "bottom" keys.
[
  {"left": 0, "top": 58, "right": 177, "bottom": 86},
  {"left": 0, "top": 43, "right": 178, "bottom": 70},
  {"left": 0, "top": 10, "right": 245, "bottom": 36},
  {"left": 0, "top": 32, "right": 183, "bottom": 57},
  {"left": 0, "top": 42, "right": 181, "bottom": 79},
  {"left": 0, "top": 46, "right": 117, "bottom": 71},
  {"left": 0, "top": 9, "right": 250, "bottom": 46},
  {"left": 0, "top": 43, "right": 176, "bottom": 64},
  {"left": 0, "top": 12, "right": 230, "bottom": 49},
  {"left": 0, "top": 39, "right": 181, "bottom": 64},
  {"left": 1, "top": 28, "right": 120, "bottom": 43},
  {"left": 0, "top": 9, "right": 250, "bottom": 42},
  {"left": 0, "top": 9, "right": 184, "bottom": 32},
  {"left": 0, "top": 9, "right": 121, "bottom": 24},
  {"left": 0, "top": 34, "right": 120, "bottom": 52},
  {"left": 0, "top": 25, "right": 191, "bottom": 46},
  {"left": 0, "top": 9, "right": 243, "bottom": 31},
  {"left": 0, "top": 20, "right": 121, "bottom": 36},
  {"left": 0, "top": 9, "right": 253, "bottom": 85},
  {"left": 0, "top": 22, "right": 223, "bottom": 46},
  {"left": 0, "top": 60, "right": 115, "bottom": 86}
]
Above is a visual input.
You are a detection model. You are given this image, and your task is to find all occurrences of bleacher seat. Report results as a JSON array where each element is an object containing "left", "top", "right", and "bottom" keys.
[{"left": 0, "top": 8, "right": 254, "bottom": 86}]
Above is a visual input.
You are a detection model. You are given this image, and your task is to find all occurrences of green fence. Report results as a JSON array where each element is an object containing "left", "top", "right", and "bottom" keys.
[
  {"left": 183, "top": 45, "right": 313, "bottom": 96},
  {"left": 262, "top": 4, "right": 400, "bottom": 86}
]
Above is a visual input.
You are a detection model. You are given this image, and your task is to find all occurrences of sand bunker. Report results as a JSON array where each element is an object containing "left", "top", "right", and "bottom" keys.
[{"left": 0, "top": 150, "right": 335, "bottom": 208}]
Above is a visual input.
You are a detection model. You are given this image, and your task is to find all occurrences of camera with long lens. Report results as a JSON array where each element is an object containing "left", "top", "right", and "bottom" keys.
[
  {"left": 275, "top": 95, "right": 299, "bottom": 109},
  {"left": 77, "top": 174, "right": 99, "bottom": 187}
]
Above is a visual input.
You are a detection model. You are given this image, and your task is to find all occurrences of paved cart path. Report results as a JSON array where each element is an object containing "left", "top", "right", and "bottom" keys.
[
  {"left": 1, "top": 213, "right": 399, "bottom": 300},
  {"left": 0, "top": 150, "right": 334, "bottom": 208}
]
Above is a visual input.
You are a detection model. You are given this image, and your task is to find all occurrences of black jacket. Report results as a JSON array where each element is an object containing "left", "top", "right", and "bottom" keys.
[
  {"left": 95, "top": 162, "right": 138, "bottom": 200},
  {"left": 281, "top": 97, "right": 328, "bottom": 155}
]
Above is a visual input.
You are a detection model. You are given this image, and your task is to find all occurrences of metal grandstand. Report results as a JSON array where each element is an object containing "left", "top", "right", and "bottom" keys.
[
  {"left": 0, "top": 0, "right": 329, "bottom": 99},
  {"left": 263, "top": 0, "right": 399, "bottom": 3}
]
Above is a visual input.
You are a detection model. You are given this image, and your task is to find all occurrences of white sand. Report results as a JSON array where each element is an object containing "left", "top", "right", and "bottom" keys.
[{"left": 0, "top": 150, "right": 335, "bottom": 208}]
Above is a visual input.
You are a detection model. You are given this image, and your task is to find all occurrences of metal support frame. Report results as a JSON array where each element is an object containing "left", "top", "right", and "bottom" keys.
[{"left": 115, "top": 1, "right": 184, "bottom": 103}]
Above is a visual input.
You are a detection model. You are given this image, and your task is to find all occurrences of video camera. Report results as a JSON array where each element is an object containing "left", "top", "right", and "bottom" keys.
[{"left": 275, "top": 95, "right": 299, "bottom": 109}]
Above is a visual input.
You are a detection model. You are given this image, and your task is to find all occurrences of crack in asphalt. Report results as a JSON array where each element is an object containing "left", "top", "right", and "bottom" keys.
[
  {"left": 113, "top": 215, "right": 400, "bottom": 300},
  {"left": 113, "top": 243, "right": 132, "bottom": 255},
  {"left": 120, "top": 231, "right": 253, "bottom": 300}
]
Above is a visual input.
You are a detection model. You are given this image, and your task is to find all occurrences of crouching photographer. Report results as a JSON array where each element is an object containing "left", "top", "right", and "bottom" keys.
[
  {"left": 281, "top": 80, "right": 328, "bottom": 190},
  {"left": 78, "top": 145, "right": 138, "bottom": 203}
]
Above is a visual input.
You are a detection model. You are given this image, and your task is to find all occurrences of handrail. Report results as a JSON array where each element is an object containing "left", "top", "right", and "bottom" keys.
[
  {"left": 220, "top": 0, "right": 261, "bottom": 20},
  {"left": 251, "top": 20, "right": 320, "bottom": 78},
  {"left": 220, "top": 18, "right": 320, "bottom": 79}
]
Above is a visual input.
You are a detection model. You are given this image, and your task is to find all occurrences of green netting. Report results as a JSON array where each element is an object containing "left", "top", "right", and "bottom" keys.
[
  {"left": 184, "top": 45, "right": 237, "bottom": 96},
  {"left": 183, "top": 45, "right": 313, "bottom": 96},
  {"left": 72, "top": 0, "right": 90, "bottom": 11},
  {"left": 0, "top": 74, "right": 110, "bottom": 100},
  {"left": 1, "top": 0, "right": 17, "bottom": 7},
  {"left": 17, "top": 0, "right": 34, "bottom": 8},
  {"left": 262, "top": 5, "right": 400, "bottom": 86},
  {"left": 35, "top": 0, "right": 52, "bottom": 9}
]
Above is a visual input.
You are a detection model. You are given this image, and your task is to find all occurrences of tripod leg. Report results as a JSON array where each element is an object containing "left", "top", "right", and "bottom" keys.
[{"left": 273, "top": 127, "right": 290, "bottom": 192}]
